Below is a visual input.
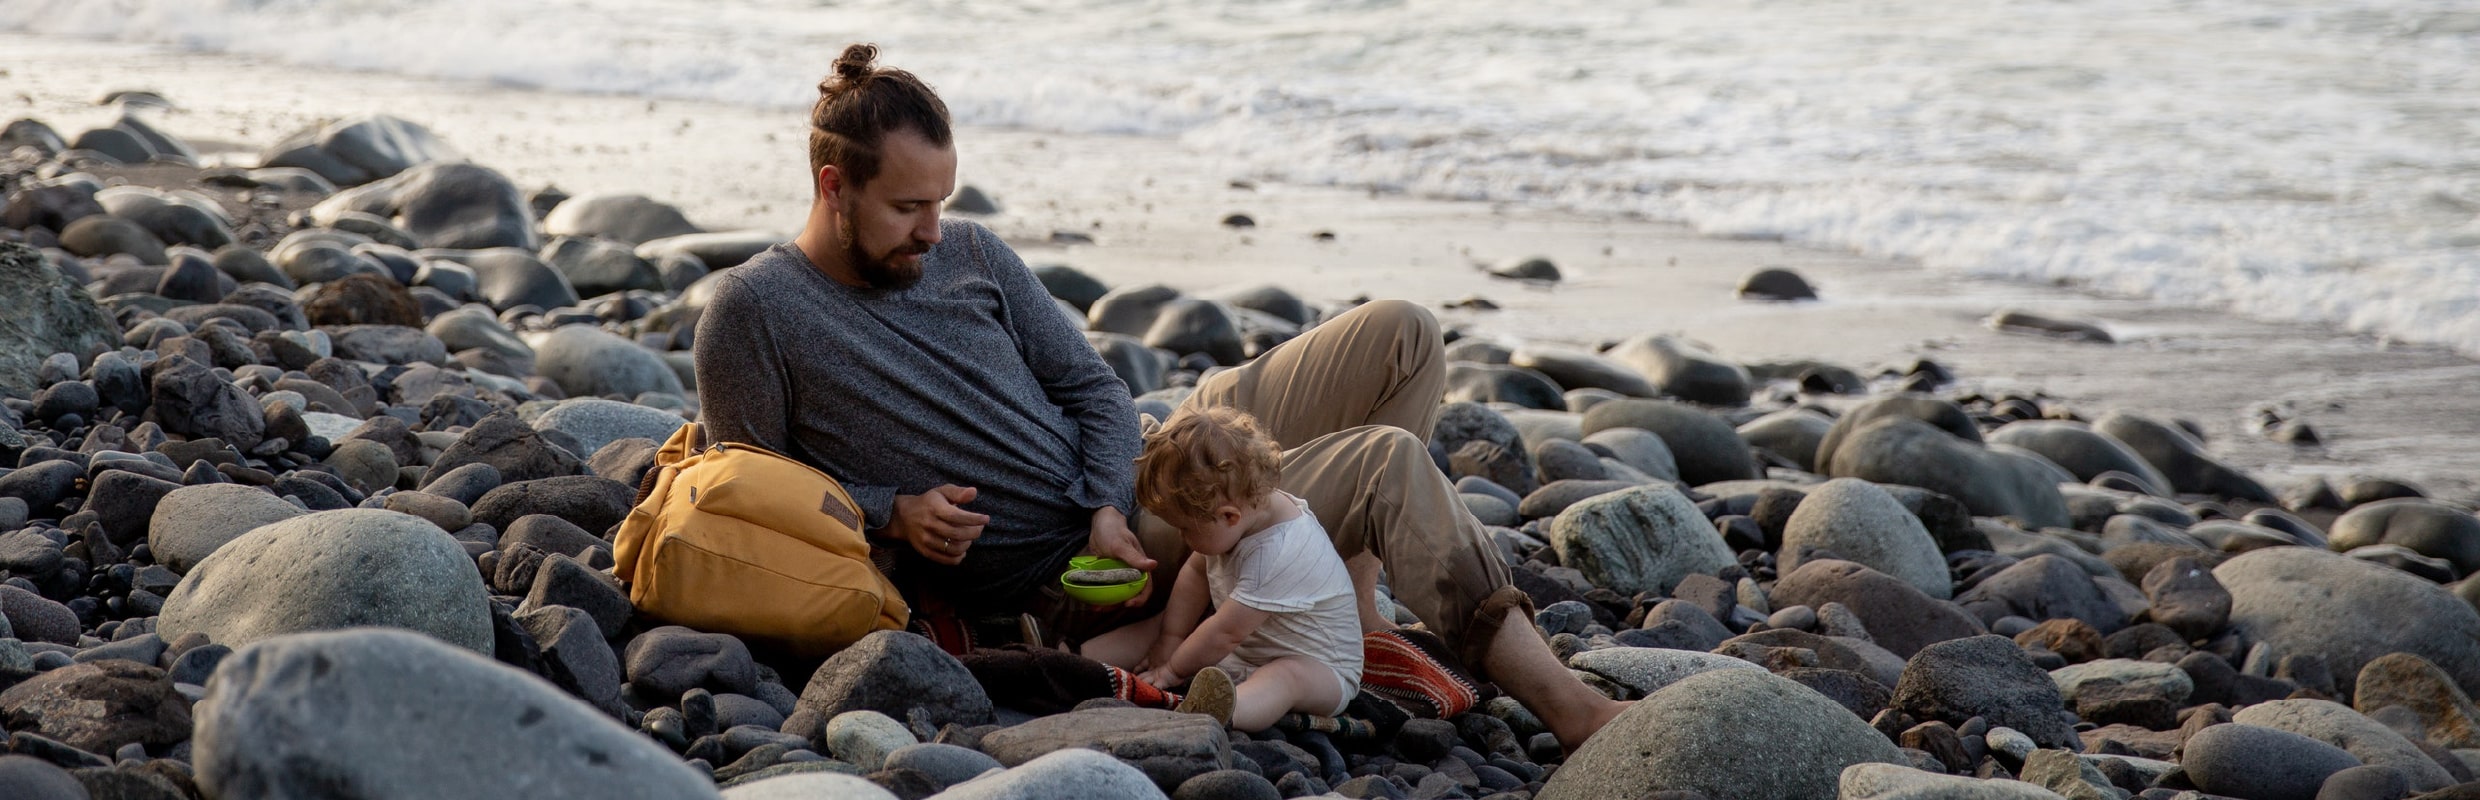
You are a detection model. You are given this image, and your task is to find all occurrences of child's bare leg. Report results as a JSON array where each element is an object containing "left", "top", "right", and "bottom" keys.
[
  {"left": 1348, "top": 553, "right": 1394, "bottom": 634},
  {"left": 1231, "top": 657, "right": 1347, "bottom": 732},
  {"left": 1077, "top": 615, "right": 1162, "bottom": 669}
]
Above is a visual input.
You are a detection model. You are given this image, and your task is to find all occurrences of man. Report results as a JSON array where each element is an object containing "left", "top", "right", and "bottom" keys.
[{"left": 693, "top": 44, "right": 1623, "bottom": 749}]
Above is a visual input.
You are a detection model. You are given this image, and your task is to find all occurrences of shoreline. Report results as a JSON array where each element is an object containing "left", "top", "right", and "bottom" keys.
[{"left": 6, "top": 33, "right": 2478, "bottom": 498}]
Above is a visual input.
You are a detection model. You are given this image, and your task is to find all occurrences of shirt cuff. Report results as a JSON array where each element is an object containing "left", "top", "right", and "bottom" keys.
[
  {"left": 1064, "top": 473, "right": 1136, "bottom": 520},
  {"left": 850, "top": 484, "right": 897, "bottom": 531}
]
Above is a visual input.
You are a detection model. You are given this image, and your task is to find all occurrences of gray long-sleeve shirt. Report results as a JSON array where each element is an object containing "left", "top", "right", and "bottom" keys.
[{"left": 692, "top": 219, "right": 1139, "bottom": 606}]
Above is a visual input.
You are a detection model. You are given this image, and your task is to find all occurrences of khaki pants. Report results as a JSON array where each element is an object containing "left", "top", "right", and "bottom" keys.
[{"left": 1124, "top": 299, "right": 1529, "bottom": 669}]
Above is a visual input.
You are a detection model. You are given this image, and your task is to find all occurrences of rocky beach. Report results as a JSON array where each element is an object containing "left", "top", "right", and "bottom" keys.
[{"left": 6, "top": 25, "right": 2480, "bottom": 800}]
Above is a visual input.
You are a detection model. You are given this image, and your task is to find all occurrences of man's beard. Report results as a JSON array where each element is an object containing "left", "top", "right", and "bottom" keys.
[{"left": 837, "top": 210, "right": 929, "bottom": 291}]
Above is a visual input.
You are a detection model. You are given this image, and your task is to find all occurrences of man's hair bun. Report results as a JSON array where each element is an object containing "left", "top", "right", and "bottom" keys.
[
  {"left": 826, "top": 43, "right": 879, "bottom": 92},
  {"left": 806, "top": 42, "right": 952, "bottom": 188}
]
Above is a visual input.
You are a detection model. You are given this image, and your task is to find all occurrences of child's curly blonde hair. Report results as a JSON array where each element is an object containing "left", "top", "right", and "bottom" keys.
[{"left": 1134, "top": 407, "right": 1282, "bottom": 525}]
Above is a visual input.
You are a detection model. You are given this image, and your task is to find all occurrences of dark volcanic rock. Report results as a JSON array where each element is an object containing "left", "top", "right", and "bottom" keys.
[
  {"left": 1892, "top": 635, "right": 2078, "bottom": 749},
  {"left": 144, "top": 355, "right": 265, "bottom": 451},
  {"left": 1955, "top": 553, "right": 2127, "bottom": 634},
  {"left": 621, "top": 626, "right": 758, "bottom": 700},
  {"left": 0, "top": 660, "right": 190, "bottom": 755},
  {"left": 304, "top": 272, "right": 424, "bottom": 327},
  {"left": 1770, "top": 559, "right": 1988, "bottom": 658},
  {"left": 469, "top": 475, "right": 635, "bottom": 537},
  {"left": 1736, "top": 267, "right": 1817, "bottom": 301},
  {"left": 791, "top": 630, "right": 993, "bottom": 737},
  {"left": 424, "top": 410, "right": 586, "bottom": 489}
]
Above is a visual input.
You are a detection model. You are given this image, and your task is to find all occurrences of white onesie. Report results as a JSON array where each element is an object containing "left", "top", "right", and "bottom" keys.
[{"left": 1201, "top": 492, "right": 1363, "bottom": 715}]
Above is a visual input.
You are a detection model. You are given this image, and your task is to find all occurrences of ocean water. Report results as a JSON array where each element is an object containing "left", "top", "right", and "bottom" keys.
[{"left": 7, "top": 0, "right": 2479, "bottom": 355}]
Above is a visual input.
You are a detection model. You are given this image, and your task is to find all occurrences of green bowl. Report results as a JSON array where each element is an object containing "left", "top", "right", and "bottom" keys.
[{"left": 1061, "top": 556, "right": 1149, "bottom": 606}]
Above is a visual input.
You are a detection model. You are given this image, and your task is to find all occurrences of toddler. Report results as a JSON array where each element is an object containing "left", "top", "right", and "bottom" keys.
[{"left": 1086, "top": 407, "right": 1365, "bottom": 730}]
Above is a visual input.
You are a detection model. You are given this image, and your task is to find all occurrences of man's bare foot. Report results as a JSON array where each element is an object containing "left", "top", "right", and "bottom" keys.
[{"left": 1554, "top": 697, "right": 1633, "bottom": 753}]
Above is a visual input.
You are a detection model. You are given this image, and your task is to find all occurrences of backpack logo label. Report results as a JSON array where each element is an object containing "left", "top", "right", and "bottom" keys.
[{"left": 822, "top": 491, "right": 861, "bottom": 529}]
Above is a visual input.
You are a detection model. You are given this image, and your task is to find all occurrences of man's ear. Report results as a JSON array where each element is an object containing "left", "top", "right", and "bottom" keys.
[{"left": 816, "top": 165, "right": 843, "bottom": 203}]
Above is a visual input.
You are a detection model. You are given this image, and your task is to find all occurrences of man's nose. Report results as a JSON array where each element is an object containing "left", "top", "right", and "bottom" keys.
[{"left": 916, "top": 213, "right": 942, "bottom": 245}]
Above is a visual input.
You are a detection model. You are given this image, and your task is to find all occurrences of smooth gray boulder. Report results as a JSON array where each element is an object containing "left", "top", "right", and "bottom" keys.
[
  {"left": 540, "top": 236, "right": 664, "bottom": 297},
  {"left": 1549, "top": 484, "right": 1737, "bottom": 595},
  {"left": 530, "top": 324, "right": 685, "bottom": 401},
  {"left": 259, "top": 114, "right": 457, "bottom": 186},
  {"left": 1508, "top": 345, "right": 1658, "bottom": 397},
  {"left": 1815, "top": 394, "right": 1983, "bottom": 470},
  {"left": 194, "top": 628, "right": 715, "bottom": 799},
  {"left": 1988, "top": 420, "right": 2171, "bottom": 496},
  {"left": 2179, "top": 723, "right": 2359, "bottom": 800},
  {"left": 1838, "top": 763, "right": 2069, "bottom": 799},
  {"left": 2233, "top": 699, "right": 2454, "bottom": 793},
  {"left": 2328, "top": 499, "right": 2480, "bottom": 578},
  {"left": 311, "top": 162, "right": 537, "bottom": 251},
  {"left": 1580, "top": 426, "right": 1679, "bottom": 482},
  {"left": 1603, "top": 334, "right": 1753, "bottom": 406},
  {"left": 0, "top": 243, "right": 120, "bottom": 401},
  {"left": 1739, "top": 408, "right": 1835, "bottom": 472},
  {"left": 932, "top": 748, "right": 1165, "bottom": 800},
  {"left": 148, "top": 483, "right": 308, "bottom": 574},
  {"left": 2094, "top": 412, "right": 2275, "bottom": 502},
  {"left": 977, "top": 707, "right": 1228, "bottom": 794},
  {"left": 159, "top": 509, "right": 494, "bottom": 654},
  {"left": 1539, "top": 669, "right": 1905, "bottom": 800},
  {"left": 1445, "top": 362, "right": 1567, "bottom": 410},
  {"left": 1781, "top": 478, "right": 1951, "bottom": 599},
  {"left": 532, "top": 397, "right": 685, "bottom": 458},
  {"left": 542, "top": 192, "right": 701, "bottom": 245},
  {"left": 2218, "top": 547, "right": 2480, "bottom": 699},
  {"left": 720, "top": 773, "right": 892, "bottom": 800},
  {"left": 1826, "top": 416, "right": 2071, "bottom": 529},
  {"left": 1567, "top": 647, "right": 1764, "bottom": 697},
  {"left": 1579, "top": 399, "right": 1757, "bottom": 486},
  {"left": 437, "top": 247, "right": 580, "bottom": 312}
]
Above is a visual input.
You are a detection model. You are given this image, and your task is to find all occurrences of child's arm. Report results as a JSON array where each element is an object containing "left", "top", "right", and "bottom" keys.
[
  {"left": 1139, "top": 558, "right": 1211, "bottom": 674},
  {"left": 1161, "top": 601, "right": 1273, "bottom": 681}
]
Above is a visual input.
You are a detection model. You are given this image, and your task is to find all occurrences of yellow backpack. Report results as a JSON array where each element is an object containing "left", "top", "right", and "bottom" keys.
[{"left": 611, "top": 423, "right": 908, "bottom": 658}]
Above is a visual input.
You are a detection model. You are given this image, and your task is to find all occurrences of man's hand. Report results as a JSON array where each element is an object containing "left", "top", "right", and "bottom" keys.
[
  {"left": 1086, "top": 507, "right": 1157, "bottom": 607},
  {"left": 889, "top": 485, "right": 988, "bottom": 565}
]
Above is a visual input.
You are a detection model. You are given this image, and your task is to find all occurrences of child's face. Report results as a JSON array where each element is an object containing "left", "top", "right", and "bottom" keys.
[{"left": 1176, "top": 504, "right": 1249, "bottom": 556}]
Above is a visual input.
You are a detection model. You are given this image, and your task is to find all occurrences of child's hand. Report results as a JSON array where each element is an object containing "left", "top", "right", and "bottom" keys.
[
  {"left": 1139, "top": 666, "right": 1181, "bottom": 690},
  {"left": 1138, "top": 636, "right": 1181, "bottom": 673}
]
